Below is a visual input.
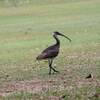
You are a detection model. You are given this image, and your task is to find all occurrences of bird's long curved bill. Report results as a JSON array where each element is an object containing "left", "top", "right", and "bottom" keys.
[{"left": 59, "top": 33, "right": 71, "bottom": 42}]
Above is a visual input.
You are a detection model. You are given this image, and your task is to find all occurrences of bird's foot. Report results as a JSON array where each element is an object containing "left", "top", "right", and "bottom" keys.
[
  {"left": 52, "top": 68, "right": 59, "bottom": 73},
  {"left": 53, "top": 70, "right": 60, "bottom": 74},
  {"left": 55, "top": 70, "right": 59, "bottom": 73},
  {"left": 49, "top": 70, "right": 59, "bottom": 75}
]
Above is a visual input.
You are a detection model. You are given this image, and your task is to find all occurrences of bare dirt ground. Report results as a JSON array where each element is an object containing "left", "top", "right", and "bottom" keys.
[{"left": 0, "top": 73, "right": 100, "bottom": 99}]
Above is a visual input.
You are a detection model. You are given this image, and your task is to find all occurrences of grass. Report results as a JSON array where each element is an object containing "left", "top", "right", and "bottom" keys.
[{"left": 0, "top": 0, "right": 100, "bottom": 99}]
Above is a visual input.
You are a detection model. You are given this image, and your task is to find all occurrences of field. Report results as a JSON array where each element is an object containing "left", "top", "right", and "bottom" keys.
[{"left": 0, "top": 0, "right": 100, "bottom": 99}]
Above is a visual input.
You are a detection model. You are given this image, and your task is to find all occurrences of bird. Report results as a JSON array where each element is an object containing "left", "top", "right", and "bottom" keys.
[{"left": 36, "top": 31, "right": 71, "bottom": 75}]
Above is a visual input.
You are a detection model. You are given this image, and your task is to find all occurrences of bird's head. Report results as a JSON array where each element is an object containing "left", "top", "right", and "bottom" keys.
[{"left": 52, "top": 31, "right": 71, "bottom": 42}]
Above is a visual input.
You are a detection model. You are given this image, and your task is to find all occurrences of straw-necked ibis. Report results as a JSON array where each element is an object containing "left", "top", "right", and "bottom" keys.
[{"left": 36, "top": 31, "right": 71, "bottom": 74}]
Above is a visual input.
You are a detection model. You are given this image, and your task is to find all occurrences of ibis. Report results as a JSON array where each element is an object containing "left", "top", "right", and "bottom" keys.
[{"left": 36, "top": 31, "right": 71, "bottom": 75}]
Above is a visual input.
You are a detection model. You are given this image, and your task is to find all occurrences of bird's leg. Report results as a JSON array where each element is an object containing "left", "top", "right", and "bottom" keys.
[
  {"left": 48, "top": 59, "right": 52, "bottom": 75},
  {"left": 49, "top": 59, "right": 59, "bottom": 74}
]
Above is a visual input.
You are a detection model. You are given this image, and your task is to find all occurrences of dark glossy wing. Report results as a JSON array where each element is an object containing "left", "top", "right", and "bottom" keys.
[{"left": 36, "top": 44, "right": 59, "bottom": 60}]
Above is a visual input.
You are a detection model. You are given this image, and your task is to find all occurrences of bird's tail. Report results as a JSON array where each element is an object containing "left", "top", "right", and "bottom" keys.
[{"left": 36, "top": 55, "right": 42, "bottom": 60}]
